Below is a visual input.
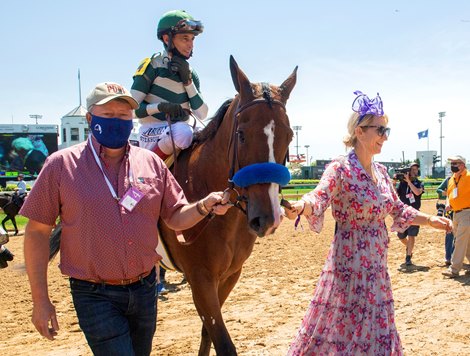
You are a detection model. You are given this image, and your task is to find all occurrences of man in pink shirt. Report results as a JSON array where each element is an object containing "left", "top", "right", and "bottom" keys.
[{"left": 20, "top": 81, "right": 230, "bottom": 356}]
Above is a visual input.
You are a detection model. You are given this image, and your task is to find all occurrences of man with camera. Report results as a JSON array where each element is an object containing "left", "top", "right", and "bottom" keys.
[
  {"left": 394, "top": 162, "right": 424, "bottom": 265},
  {"left": 442, "top": 155, "right": 470, "bottom": 278}
]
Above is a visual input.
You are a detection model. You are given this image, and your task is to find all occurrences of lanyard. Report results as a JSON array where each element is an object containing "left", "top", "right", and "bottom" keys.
[{"left": 88, "top": 136, "right": 133, "bottom": 201}]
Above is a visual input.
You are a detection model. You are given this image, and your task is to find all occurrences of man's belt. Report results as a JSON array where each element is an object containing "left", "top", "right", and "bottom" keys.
[
  {"left": 75, "top": 268, "right": 153, "bottom": 286},
  {"left": 455, "top": 207, "right": 470, "bottom": 214}
]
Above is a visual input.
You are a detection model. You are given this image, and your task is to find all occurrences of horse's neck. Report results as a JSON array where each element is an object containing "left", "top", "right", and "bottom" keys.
[
  {"left": 0, "top": 197, "right": 10, "bottom": 208},
  {"left": 176, "top": 102, "right": 238, "bottom": 200}
]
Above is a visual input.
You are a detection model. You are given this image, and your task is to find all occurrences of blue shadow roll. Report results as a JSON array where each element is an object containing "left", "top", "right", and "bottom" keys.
[{"left": 231, "top": 162, "right": 291, "bottom": 188}]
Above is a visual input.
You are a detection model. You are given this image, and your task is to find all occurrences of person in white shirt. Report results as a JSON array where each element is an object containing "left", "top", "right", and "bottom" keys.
[{"left": 16, "top": 173, "right": 27, "bottom": 194}]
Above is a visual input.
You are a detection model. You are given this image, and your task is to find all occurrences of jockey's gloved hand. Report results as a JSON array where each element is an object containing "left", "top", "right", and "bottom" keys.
[
  {"left": 0, "top": 246, "right": 14, "bottom": 269},
  {"left": 169, "top": 115, "right": 189, "bottom": 123},
  {"left": 156, "top": 102, "right": 186, "bottom": 119},
  {"left": 169, "top": 56, "right": 191, "bottom": 84}
]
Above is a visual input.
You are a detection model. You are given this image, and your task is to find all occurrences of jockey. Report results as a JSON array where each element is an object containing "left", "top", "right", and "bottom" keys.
[
  {"left": 12, "top": 173, "right": 27, "bottom": 206},
  {"left": 131, "top": 9, "right": 208, "bottom": 161},
  {"left": 16, "top": 173, "right": 27, "bottom": 195}
]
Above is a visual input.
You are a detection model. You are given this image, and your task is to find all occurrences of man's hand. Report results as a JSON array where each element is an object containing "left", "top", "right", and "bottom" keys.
[
  {"left": 169, "top": 56, "right": 191, "bottom": 84},
  {"left": 404, "top": 172, "right": 412, "bottom": 184},
  {"left": 32, "top": 299, "right": 59, "bottom": 340},
  {"left": 201, "top": 192, "right": 232, "bottom": 215},
  {"left": 157, "top": 102, "right": 186, "bottom": 120}
]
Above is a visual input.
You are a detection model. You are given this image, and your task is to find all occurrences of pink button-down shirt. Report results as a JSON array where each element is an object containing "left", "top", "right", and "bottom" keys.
[{"left": 20, "top": 137, "right": 188, "bottom": 281}]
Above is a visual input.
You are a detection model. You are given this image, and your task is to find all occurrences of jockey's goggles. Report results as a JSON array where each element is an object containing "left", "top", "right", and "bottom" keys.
[{"left": 172, "top": 19, "right": 204, "bottom": 34}]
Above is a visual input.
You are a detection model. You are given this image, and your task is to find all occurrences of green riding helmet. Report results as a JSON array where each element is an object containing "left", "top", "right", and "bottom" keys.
[{"left": 157, "top": 10, "right": 204, "bottom": 40}]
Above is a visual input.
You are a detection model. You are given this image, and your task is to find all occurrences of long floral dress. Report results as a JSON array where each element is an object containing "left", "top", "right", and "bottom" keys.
[{"left": 287, "top": 150, "right": 418, "bottom": 356}]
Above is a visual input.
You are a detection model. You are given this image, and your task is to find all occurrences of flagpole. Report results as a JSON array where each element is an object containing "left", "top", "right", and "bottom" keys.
[{"left": 78, "top": 69, "right": 82, "bottom": 107}]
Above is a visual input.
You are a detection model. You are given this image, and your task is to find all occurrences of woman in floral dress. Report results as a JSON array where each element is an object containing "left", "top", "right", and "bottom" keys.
[{"left": 284, "top": 91, "right": 453, "bottom": 355}]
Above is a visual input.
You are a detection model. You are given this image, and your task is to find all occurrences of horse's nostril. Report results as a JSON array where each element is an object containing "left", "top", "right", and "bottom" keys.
[{"left": 249, "top": 217, "right": 261, "bottom": 232}]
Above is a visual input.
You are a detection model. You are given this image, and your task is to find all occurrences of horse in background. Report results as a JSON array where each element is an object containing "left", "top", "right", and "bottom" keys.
[
  {"left": 159, "top": 56, "right": 297, "bottom": 355},
  {"left": 0, "top": 193, "right": 25, "bottom": 236}
]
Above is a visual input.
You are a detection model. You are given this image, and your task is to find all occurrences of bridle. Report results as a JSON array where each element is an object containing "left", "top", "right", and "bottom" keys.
[
  {"left": 176, "top": 84, "right": 289, "bottom": 245},
  {"left": 226, "top": 83, "right": 287, "bottom": 214}
]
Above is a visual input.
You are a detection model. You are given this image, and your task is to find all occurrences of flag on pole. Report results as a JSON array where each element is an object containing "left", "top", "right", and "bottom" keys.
[{"left": 417, "top": 129, "right": 428, "bottom": 139}]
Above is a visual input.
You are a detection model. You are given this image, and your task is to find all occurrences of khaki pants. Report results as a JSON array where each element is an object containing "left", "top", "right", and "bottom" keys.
[{"left": 450, "top": 209, "right": 470, "bottom": 273}]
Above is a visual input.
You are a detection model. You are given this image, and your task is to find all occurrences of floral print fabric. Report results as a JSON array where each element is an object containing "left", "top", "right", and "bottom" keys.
[{"left": 287, "top": 150, "right": 417, "bottom": 356}]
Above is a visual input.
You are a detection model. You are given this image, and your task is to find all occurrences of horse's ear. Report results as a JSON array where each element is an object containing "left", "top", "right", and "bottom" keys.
[
  {"left": 280, "top": 66, "right": 298, "bottom": 103},
  {"left": 229, "top": 55, "right": 254, "bottom": 101}
]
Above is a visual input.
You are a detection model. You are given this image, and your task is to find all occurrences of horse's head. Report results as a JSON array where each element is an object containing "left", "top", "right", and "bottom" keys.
[{"left": 228, "top": 56, "right": 296, "bottom": 237}]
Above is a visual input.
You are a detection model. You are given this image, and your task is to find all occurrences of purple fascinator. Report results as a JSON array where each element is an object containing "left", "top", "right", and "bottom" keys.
[{"left": 352, "top": 90, "right": 384, "bottom": 125}]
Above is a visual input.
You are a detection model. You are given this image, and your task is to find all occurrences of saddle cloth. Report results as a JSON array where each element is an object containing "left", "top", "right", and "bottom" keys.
[{"left": 156, "top": 228, "right": 182, "bottom": 273}]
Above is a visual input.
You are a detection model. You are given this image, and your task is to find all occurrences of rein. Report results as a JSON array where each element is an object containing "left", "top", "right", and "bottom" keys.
[{"left": 227, "top": 85, "right": 287, "bottom": 214}]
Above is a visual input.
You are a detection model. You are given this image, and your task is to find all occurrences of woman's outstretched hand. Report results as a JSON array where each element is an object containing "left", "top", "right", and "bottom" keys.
[
  {"left": 428, "top": 215, "right": 453, "bottom": 233},
  {"left": 282, "top": 200, "right": 306, "bottom": 220}
]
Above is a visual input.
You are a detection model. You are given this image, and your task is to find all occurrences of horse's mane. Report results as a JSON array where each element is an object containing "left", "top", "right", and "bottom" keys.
[{"left": 192, "top": 99, "right": 233, "bottom": 145}]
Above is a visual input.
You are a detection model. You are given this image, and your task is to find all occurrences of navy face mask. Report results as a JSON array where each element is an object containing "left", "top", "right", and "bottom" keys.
[{"left": 90, "top": 115, "right": 133, "bottom": 149}]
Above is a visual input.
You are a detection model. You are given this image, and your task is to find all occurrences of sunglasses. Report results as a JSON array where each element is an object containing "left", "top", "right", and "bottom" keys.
[{"left": 360, "top": 125, "right": 391, "bottom": 138}]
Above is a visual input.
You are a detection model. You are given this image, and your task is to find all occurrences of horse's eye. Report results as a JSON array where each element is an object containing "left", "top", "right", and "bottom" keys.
[{"left": 237, "top": 130, "right": 245, "bottom": 143}]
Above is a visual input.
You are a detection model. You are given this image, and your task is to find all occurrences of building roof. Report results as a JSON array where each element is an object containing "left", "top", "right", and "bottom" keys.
[{"left": 63, "top": 105, "right": 87, "bottom": 117}]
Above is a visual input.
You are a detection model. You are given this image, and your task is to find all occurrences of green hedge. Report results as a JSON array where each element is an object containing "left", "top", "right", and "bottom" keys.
[
  {"left": 0, "top": 185, "right": 32, "bottom": 192},
  {"left": 288, "top": 179, "right": 443, "bottom": 186},
  {"left": 283, "top": 179, "right": 442, "bottom": 200}
]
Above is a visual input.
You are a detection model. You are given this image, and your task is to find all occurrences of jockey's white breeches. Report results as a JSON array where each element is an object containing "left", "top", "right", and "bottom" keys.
[{"left": 139, "top": 121, "right": 194, "bottom": 154}]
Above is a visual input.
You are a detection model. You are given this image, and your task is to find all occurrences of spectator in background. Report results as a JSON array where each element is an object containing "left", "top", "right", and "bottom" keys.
[
  {"left": 442, "top": 155, "right": 470, "bottom": 278},
  {"left": 12, "top": 173, "right": 28, "bottom": 207},
  {"left": 16, "top": 173, "right": 27, "bottom": 194},
  {"left": 395, "top": 163, "right": 424, "bottom": 266},
  {"left": 436, "top": 175, "right": 454, "bottom": 266}
]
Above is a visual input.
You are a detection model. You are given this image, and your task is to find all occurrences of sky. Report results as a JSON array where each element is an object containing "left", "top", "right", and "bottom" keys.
[{"left": 1, "top": 0, "right": 470, "bottom": 166}]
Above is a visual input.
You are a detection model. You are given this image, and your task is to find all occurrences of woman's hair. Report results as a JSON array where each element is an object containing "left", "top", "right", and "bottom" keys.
[{"left": 343, "top": 113, "right": 389, "bottom": 148}]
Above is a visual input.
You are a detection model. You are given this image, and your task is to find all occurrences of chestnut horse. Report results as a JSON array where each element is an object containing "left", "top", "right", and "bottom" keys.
[{"left": 159, "top": 56, "right": 297, "bottom": 355}]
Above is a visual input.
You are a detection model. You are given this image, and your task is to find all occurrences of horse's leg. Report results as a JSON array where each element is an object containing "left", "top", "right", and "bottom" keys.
[
  {"left": 189, "top": 274, "right": 238, "bottom": 356},
  {"left": 204, "top": 269, "right": 243, "bottom": 355},
  {"left": 218, "top": 269, "right": 242, "bottom": 307},
  {"left": 11, "top": 217, "right": 18, "bottom": 236},
  {"left": 198, "top": 324, "right": 211, "bottom": 356},
  {"left": 2, "top": 216, "right": 9, "bottom": 234}
]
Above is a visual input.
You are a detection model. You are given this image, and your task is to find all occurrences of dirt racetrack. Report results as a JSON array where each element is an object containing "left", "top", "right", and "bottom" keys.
[{"left": 0, "top": 200, "right": 469, "bottom": 355}]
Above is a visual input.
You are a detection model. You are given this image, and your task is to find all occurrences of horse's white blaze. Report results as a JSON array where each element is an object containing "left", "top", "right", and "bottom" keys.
[
  {"left": 263, "top": 120, "right": 276, "bottom": 163},
  {"left": 263, "top": 120, "right": 282, "bottom": 230},
  {"left": 269, "top": 183, "right": 282, "bottom": 230}
]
